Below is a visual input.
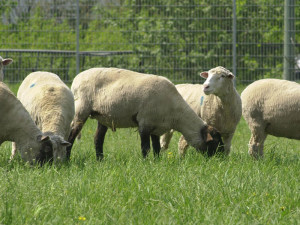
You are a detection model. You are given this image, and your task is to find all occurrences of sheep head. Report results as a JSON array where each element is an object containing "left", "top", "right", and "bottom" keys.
[
  {"left": 198, "top": 125, "right": 224, "bottom": 157},
  {"left": 200, "top": 66, "right": 235, "bottom": 96},
  {"left": 43, "top": 132, "right": 71, "bottom": 163}
]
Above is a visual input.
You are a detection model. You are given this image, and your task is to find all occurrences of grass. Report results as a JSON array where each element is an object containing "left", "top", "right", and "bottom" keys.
[{"left": 0, "top": 84, "right": 299, "bottom": 224}]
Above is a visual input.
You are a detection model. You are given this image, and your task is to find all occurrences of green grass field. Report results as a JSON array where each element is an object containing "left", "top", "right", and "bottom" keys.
[{"left": 0, "top": 84, "right": 299, "bottom": 224}]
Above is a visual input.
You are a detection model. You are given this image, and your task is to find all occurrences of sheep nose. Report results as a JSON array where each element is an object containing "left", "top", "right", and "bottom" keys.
[{"left": 203, "top": 84, "right": 209, "bottom": 89}]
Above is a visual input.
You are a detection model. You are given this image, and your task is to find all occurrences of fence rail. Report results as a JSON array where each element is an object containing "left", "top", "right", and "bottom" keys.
[
  {"left": 1, "top": 0, "right": 299, "bottom": 84},
  {"left": 0, "top": 49, "right": 134, "bottom": 82}
]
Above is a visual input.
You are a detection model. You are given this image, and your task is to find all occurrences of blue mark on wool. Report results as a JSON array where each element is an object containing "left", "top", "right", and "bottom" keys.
[
  {"left": 200, "top": 96, "right": 204, "bottom": 106},
  {"left": 30, "top": 83, "right": 35, "bottom": 88}
]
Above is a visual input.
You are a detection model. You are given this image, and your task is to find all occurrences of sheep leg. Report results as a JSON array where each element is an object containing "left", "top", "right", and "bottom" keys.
[
  {"left": 178, "top": 135, "right": 189, "bottom": 157},
  {"left": 223, "top": 134, "right": 233, "bottom": 155},
  {"left": 160, "top": 130, "right": 174, "bottom": 151},
  {"left": 248, "top": 127, "right": 267, "bottom": 159},
  {"left": 94, "top": 122, "right": 108, "bottom": 160},
  {"left": 10, "top": 142, "right": 17, "bottom": 161},
  {"left": 151, "top": 134, "right": 161, "bottom": 157},
  {"left": 139, "top": 129, "right": 151, "bottom": 158},
  {"left": 66, "top": 119, "right": 87, "bottom": 160}
]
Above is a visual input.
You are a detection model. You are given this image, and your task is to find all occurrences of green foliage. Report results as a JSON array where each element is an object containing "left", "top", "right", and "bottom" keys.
[
  {"left": 2, "top": 7, "right": 76, "bottom": 50},
  {"left": 0, "top": 1, "right": 298, "bottom": 83},
  {"left": 235, "top": 0, "right": 284, "bottom": 82},
  {"left": 118, "top": 0, "right": 233, "bottom": 81}
]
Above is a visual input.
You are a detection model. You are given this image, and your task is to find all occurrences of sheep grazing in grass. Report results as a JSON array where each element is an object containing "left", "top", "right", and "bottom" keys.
[
  {"left": 67, "top": 67, "right": 224, "bottom": 160},
  {"left": 241, "top": 78, "right": 300, "bottom": 159},
  {"left": 0, "top": 56, "right": 13, "bottom": 81},
  {"left": 10, "top": 71, "right": 73, "bottom": 162},
  {"left": 160, "top": 66, "right": 242, "bottom": 156},
  {"left": 0, "top": 82, "right": 53, "bottom": 164}
]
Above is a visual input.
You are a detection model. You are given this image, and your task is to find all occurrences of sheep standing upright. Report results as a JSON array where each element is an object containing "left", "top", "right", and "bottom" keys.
[
  {"left": 241, "top": 78, "right": 300, "bottom": 158},
  {"left": 0, "top": 82, "right": 53, "bottom": 164},
  {"left": 0, "top": 56, "right": 13, "bottom": 81},
  {"left": 10, "top": 72, "right": 73, "bottom": 162},
  {"left": 160, "top": 66, "right": 242, "bottom": 156},
  {"left": 67, "top": 67, "right": 224, "bottom": 160}
]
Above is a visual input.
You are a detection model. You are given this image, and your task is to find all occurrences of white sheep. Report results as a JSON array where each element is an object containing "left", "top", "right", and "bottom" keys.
[
  {"left": 10, "top": 71, "right": 73, "bottom": 162},
  {"left": 0, "top": 56, "right": 13, "bottom": 81},
  {"left": 241, "top": 78, "right": 300, "bottom": 158},
  {"left": 160, "top": 66, "right": 242, "bottom": 156},
  {"left": 0, "top": 81, "right": 53, "bottom": 164},
  {"left": 67, "top": 67, "right": 224, "bottom": 160}
]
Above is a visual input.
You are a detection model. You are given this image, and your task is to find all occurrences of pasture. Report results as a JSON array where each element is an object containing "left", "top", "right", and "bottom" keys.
[{"left": 0, "top": 84, "right": 299, "bottom": 224}]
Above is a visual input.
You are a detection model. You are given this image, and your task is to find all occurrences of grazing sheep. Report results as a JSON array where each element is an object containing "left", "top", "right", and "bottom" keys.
[
  {"left": 0, "top": 82, "right": 53, "bottom": 164},
  {"left": 10, "top": 71, "right": 73, "bottom": 162},
  {"left": 0, "top": 56, "right": 13, "bottom": 81},
  {"left": 160, "top": 66, "right": 242, "bottom": 156},
  {"left": 67, "top": 67, "right": 224, "bottom": 160},
  {"left": 241, "top": 78, "right": 300, "bottom": 158}
]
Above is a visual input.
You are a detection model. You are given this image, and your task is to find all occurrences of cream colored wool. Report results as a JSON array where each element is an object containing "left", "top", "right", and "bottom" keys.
[
  {"left": 0, "top": 82, "right": 52, "bottom": 163},
  {"left": 160, "top": 66, "right": 242, "bottom": 156},
  {"left": 71, "top": 67, "right": 218, "bottom": 151},
  {"left": 11, "top": 72, "right": 74, "bottom": 162},
  {"left": 241, "top": 78, "right": 300, "bottom": 158}
]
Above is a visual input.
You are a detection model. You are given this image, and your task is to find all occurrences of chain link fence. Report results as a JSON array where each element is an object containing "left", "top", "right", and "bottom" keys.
[{"left": 1, "top": 0, "right": 299, "bottom": 84}]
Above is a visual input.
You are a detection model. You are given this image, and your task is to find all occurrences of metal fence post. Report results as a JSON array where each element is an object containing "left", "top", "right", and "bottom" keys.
[
  {"left": 284, "top": 0, "right": 295, "bottom": 80},
  {"left": 232, "top": 0, "right": 237, "bottom": 85},
  {"left": 76, "top": 0, "right": 80, "bottom": 76}
]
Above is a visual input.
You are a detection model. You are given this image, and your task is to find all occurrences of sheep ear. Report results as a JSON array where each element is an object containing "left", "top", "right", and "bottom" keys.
[
  {"left": 227, "top": 73, "right": 235, "bottom": 79},
  {"left": 61, "top": 140, "right": 71, "bottom": 147},
  {"left": 37, "top": 135, "right": 50, "bottom": 142},
  {"left": 3, "top": 58, "right": 13, "bottom": 66},
  {"left": 41, "top": 135, "right": 50, "bottom": 142},
  {"left": 200, "top": 72, "right": 209, "bottom": 79},
  {"left": 206, "top": 133, "right": 213, "bottom": 142},
  {"left": 201, "top": 126, "right": 214, "bottom": 142}
]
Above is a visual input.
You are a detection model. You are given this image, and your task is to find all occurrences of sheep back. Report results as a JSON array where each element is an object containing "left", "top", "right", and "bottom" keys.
[
  {"left": 72, "top": 68, "right": 198, "bottom": 136},
  {"left": 0, "top": 82, "right": 41, "bottom": 144},
  {"left": 17, "top": 71, "right": 75, "bottom": 139},
  {"left": 241, "top": 78, "right": 300, "bottom": 139}
]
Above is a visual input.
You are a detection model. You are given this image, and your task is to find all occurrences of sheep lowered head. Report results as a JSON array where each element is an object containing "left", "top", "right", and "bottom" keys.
[
  {"left": 20, "top": 134, "right": 70, "bottom": 165},
  {"left": 200, "top": 66, "right": 234, "bottom": 96},
  {"left": 43, "top": 132, "right": 71, "bottom": 163},
  {"left": 198, "top": 125, "right": 225, "bottom": 156},
  {"left": 24, "top": 135, "right": 54, "bottom": 165}
]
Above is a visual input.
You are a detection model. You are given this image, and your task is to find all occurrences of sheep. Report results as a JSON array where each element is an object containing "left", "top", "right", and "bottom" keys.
[
  {"left": 241, "top": 78, "right": 300, "bottom": 159},
  {"left": 67, "top": 67, "right": 224, "bottom": 160},
  {"left": 0, "top": 81, "right": 54, "bottom": 164},
  {"left": 0, "top": 56, "right": 13, "bottom": 81},
  {"left": 160, "top": 66, "right": 242, "bottom": 156},
  {"left": 10, "top": 71, "right": 73, "bottom": 162}
]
